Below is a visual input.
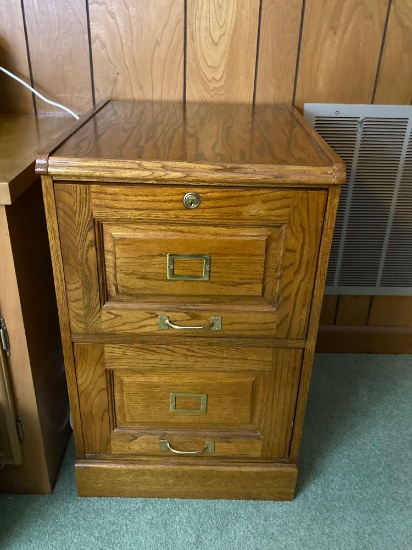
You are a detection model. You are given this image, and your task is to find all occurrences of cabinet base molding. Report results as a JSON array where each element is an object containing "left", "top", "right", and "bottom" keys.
[
  {"left": 316, "top": 326, "right": 412, "bottom": 354},
  {"left": 76, "top": 460, "right": 298, "bottom": 500}
]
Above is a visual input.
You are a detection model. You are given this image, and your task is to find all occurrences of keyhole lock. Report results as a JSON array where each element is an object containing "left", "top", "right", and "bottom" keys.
[{"left": 183, "top": 192, "right": 201, "bottom": 209}]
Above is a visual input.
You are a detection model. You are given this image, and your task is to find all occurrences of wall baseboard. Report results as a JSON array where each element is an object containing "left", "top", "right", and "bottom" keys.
[{"left": 316, "top": 326, "right": 412, "bottom": 354}]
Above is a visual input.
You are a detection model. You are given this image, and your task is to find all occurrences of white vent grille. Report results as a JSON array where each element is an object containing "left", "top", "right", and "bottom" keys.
[{"left": 304, "top": 104, "right": 412, "bottom": 295}]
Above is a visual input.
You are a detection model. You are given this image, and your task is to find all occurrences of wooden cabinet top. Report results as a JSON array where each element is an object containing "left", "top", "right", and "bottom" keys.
[
  {"left": 37, "top": 101, "right": 345, "bottom": 187},
  {"left": 0, "top": 114, "right": 71, "bottom": 205}
]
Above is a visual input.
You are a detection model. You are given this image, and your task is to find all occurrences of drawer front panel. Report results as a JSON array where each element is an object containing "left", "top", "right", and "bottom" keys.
[
  {"left": 74, "top": 344, "right": 303, "bottom": 460},
  {"left": 55, "top": 184, "right": 326, "bottom": 339},
  {"left": 102, "top": 223, "right": 284, "bottom": 302},
  {"left": 91, "top": 185, "right": 293, "bottom": 225},
  {"left": 110, "top": 432, "right": 263, "bottom": 458},
  {"left": 113, "top": 371, "right": 264, "bottom": 430},
  {"left": 101, "top": 309, "right": 280, "bottom": 337}
]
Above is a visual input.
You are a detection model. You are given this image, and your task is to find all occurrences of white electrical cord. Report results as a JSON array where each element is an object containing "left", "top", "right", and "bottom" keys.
[{"left": 0, "top": 66, "right": 79, "bottom": 120}]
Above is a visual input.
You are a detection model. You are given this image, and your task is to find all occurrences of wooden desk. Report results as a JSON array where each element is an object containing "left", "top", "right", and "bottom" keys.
[{"left": 0, "top": 114, "right": 72, "bottom": 493}]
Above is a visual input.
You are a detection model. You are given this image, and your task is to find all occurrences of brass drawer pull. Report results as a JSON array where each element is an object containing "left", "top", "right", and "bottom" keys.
[
  {"left": 160, "top": 439, "right": 215, "bottom": 455},
  {"left": 158, "top": 315, "right": 222, "bottom": 331}
]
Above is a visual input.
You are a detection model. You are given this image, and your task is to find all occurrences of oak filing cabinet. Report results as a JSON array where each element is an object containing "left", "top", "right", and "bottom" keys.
[{"left": 37, "top": 101, "right": 345, "bottom": 500}]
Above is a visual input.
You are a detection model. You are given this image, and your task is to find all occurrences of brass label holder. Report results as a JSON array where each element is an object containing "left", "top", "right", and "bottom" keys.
[
  {"left": 170, "top": 392, "right": 208, "bottom": 414},
  {"left": 167, "top": 254, "right": 210, "bottom": 281}
]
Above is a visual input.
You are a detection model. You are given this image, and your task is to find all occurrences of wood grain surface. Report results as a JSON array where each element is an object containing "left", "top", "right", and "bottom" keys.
[
  {"left": 5, "top": 180, "right": 71, "bottom": 481},
  {"left": 316, "top": 326, "right": 412, "bottom": 354},
  {"left": 255, "top": 0, "right": 303, "bottom": 104},
  {"left": 54, "top": 184, "right": 101, "bottom": 334},
  {"left": 76, "top": 460, "right": 297, "bottom": 500},
  {"left": 186, "top": 0, "right": 260, "bottom": 102},
  {"left": 275, "top": 190, "right": 327, "bottom": 339},
  {"left": 368, "top": 296, "right": 412, "bottom": 327},
  {"left": 2, "top": 0, "right": 411, "bottom": 125},
  {"left": 294, "top": 0, "right": 389, "bottom": 111},
  {"left": 261, "top": 348, "right": 302, "bottom": 458},
  {"left": 41, "top": 176, "right": 85, "bottom": 457},
  {"left": 0, "top": 114, "right": 72, "bottom": 204},
  {"left": 0, "top": 346, "right": 22, "bottom": 465},
  {"left": 104, "top": 344, "right": 274, "bottom": 372},
  {"left": 113, "top": 370, "right": 263, "bottom": 431},
  {"left": 91, "top": 185, "right": 292, "bottom": 226},
  {"left": 289, "top": 186, "right": 341, "bottom": 462},
  {"left": 319, "top": 295, "right": 338, "bottom": 325},
  {"left": 374, "top": 0, "right": 412, "bottom": 104},
  {"left": 74, "top": 343, "right": 111, "bottom": 454},
  {"left": 23, "top": 0, "right": 93, "bottom": 115},
  {"left": 46, "top": 102, "right": 344, "bottom": 185},
  {"left": 0, "top": 117, "right": 71, "bottom": 492},
  {"left": 335, "top": 296, "right": 371, "bottom": 326},
  {"left": 73, "top": 341, "right": 303, "bottom": 461},
  {"left": 110, "top": 432, "right": 264, "bottom": 458},
  {"left": 54, "top": 178, "right": 327, "bottom": 342},
  {"left": 0, "top": 206, "right": 50, "bottom": 491},
  {"left": 102, "top": 222, "right": 282, "bottom": 301},
  {"left": 0, "top": 0, "right": 33, "bottom": 114},
  {"left": 43, "top": 101, "right": 346, "bottom": 499},
  {"left": 90, "top": 0, "right": 184, "bottom": 102},
  {"left": 101, "top": 308, "right": 281, "bottom": 338}
]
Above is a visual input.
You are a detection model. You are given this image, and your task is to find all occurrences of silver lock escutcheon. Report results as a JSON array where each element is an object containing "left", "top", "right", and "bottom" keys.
[{"left": 183, "top": 192, "right": 201, "bottom": 209}]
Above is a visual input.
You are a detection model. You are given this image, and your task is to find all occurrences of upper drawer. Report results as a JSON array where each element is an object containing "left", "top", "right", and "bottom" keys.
[
  {"left": 91, "top": 185, "right": 293, "bottom": 225},
  {"left": 54, "top": 183, "right": 327, "bottom": 339}
]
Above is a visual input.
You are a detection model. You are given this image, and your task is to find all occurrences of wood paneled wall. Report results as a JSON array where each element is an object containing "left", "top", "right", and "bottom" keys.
[
  {"left": 2, "top": 0, "right": 411, "bottom": 115},
  {"left": 1, "top": 0, "right": 412, "bottom": 352}
]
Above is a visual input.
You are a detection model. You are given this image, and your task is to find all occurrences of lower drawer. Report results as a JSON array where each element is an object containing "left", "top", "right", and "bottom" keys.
[
  {"left": 110, "top": 431, "right": 263, "bottom": 458},
  {"left": 73, "top": 343, "right": 303, "bottom": 460}
]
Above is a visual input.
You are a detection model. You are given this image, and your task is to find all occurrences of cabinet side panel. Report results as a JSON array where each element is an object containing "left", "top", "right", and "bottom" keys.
[
  {"left": 74, "top": 343, "right": 111, "bottom": 454},
  {"left": 276, "top": 190, "right": 327, "bottom": 339},
  {"left": 54, "top": 184, "right": 101, "bottom": 334},
  {"left": 261, "top": 348, "right": 303, "bottom": 458},
  {"left": 290, "top": 186, "right": 341, "bottom": 461},
  {"left": 41, "top": 176, "right": 85, "bottom": 457}
]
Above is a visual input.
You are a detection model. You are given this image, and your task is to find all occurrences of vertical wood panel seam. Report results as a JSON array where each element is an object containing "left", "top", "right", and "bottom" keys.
[
  {"left": 333, "top": 295, "right": 340, "bottom": 325},
  {"left": 366, "top": 296, "right": 374, "bottom": 326},
  {"left": 371, "top": 0, "right": 393, "bottom": 104},
  {"left": 252, "top": 0, "right": 264, "bottom": 107},
  {"left": 287, "top": 350, "right": 303, "bottom": 458},
  {"left": 85, "top": 0, "right": 96, "bottom": 106},
  {"left": 20, "top": 0, "right": 36, "bottom": 115},
  {"left": 183, "top": 0, "right": 188, "bottom": 104},
  {"left": 292, "top": 0, "right": 307, "bottom": 108}
]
